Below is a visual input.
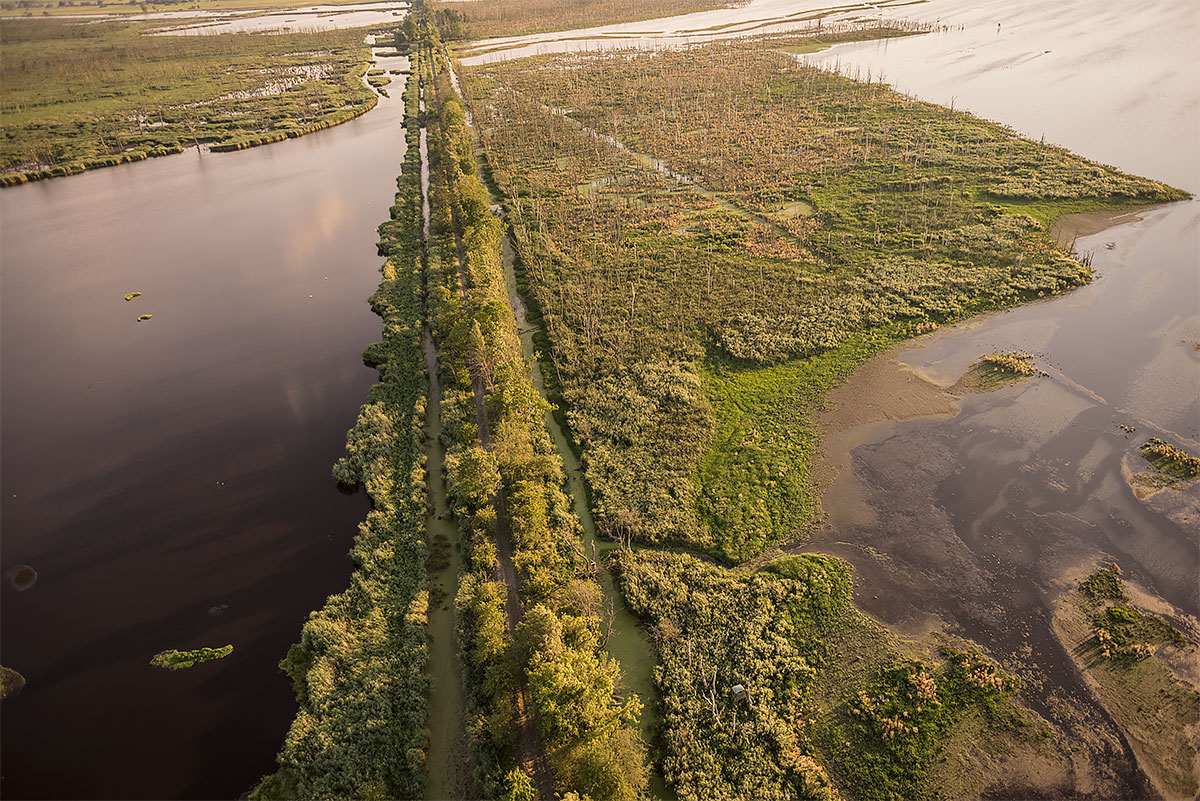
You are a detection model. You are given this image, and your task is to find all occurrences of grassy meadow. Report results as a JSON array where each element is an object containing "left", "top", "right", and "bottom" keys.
[{"left": 0, "top": 17, "right": 377, "bottom": 183}]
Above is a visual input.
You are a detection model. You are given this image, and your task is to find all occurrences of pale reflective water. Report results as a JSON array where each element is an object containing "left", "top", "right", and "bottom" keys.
[
  {"left": 158, "top": 1, "right": 408, "bottom": 35},
  {"left": 0, "top": 56, "right": 410, "bottom": 800}
]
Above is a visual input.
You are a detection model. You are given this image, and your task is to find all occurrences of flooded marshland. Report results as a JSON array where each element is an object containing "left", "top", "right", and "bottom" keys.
[
  {"left": 457, "top": 0, "right": 1198, "bottom": 793},
  {"left": 1, "top": 0, "right": 1197, "bottom": 796},
  {"left": 0, "top": 50, "right": 411, "bottom": 800},
  {"left": 803, "top": 0, "right": 1199, "bottom": 651}
]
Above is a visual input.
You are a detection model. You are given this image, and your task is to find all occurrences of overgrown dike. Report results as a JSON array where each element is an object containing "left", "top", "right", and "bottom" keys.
[
  {"left": 466, "top": 62, "right": 670, "bottom": 797},
  {"left": 413, "top": 14, "right": 650, "bottom": 799},
  {"left": 250, "top": 56, "right": 430, "bottom": 801}
]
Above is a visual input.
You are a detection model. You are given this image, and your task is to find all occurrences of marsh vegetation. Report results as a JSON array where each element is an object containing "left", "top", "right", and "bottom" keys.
[
  {"left": 0, "top": 17, "right": 377, "bottom": 182},
  {"left": 462, "top": 34, "right": 1182, "bottom": 564},
  {"left": 1139, "top": 438, "right": 1200, "bottom": 481},
  {"left": 434, "top": 0, "right": 743, "bottom": 41},
  {"left": 1057, "top": 565, "right": 1200, "bottom": 799}
]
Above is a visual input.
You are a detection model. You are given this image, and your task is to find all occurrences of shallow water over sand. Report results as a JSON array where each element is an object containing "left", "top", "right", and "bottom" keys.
[
  {"left": 157, "top": 1, "right": 408, "bottom": 35},
  {"left": 806, "top": 0, "right": 1199, "bottom": 611},
  {"left": 798, "top": 0, "right": 1197, "bottom": 787},
  {"left": 0, "top": 55, "right": 410, "bottom": 801}
]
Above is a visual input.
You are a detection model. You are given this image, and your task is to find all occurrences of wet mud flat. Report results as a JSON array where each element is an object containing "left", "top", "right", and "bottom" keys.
[{"left": 803, "top": 209, "right": 1200, "bottom": 796}]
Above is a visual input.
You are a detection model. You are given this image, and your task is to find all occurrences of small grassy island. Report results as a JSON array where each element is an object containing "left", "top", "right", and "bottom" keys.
[
  {"left": 1055, "top": 564, "right": 1200, "bottom": 798},
  {"left": 150, "top": 645, "right": 234, "bottom": 670},
  {"left": 1139, "top": 437, "right": 1200, "bottom": 481},
  {"left": 952, "top": 350, "right": 1042, "bottom": 393}
]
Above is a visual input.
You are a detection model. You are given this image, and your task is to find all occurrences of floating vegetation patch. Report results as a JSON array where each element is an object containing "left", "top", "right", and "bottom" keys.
[
  {"left": 124, "top": 291, "right": 142, "bottom": 301},
  {"left": 0, "top": 665, "right": 26, "bottom": 700},
  {"left": 6, "top": 564, "right": 37, "bottom": 591},
  {"left": 150, "top": 644, "right": 233, "bottom": 670},
  {"left": 137, "top": 314, "right": 153, "bottom": 322},
  {"left": 952, "top": 351, "right": 1041, "bottom": 393},
  {"left": 1139, "top": 438, "right": 1200, "bottom": 481}
]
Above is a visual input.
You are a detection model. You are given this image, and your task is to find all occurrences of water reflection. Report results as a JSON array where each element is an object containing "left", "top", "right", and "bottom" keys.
[{"left": 0, "top": 63, "right": 411, "bottom": 801}]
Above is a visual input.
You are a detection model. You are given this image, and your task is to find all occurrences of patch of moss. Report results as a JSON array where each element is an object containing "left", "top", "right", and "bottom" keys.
[{"left": 1079, "top": 564, "right": 1127, "bottom": 602}]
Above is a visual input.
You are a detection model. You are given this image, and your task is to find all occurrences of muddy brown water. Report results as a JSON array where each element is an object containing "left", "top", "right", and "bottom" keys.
[{"left": 0, "top": 54, "right": 410, "bottom": 800}]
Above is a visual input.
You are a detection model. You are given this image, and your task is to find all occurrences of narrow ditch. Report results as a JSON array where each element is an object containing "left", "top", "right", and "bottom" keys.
[
  {"left": 455, "top": 56, "right": 672, "bottom": 793},
  {"left": 418, "top": 75, "right": 474, "bottom": 801}
]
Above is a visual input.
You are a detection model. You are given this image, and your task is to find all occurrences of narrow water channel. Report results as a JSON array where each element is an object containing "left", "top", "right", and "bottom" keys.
[
  {"left": 418, "top": 71, "right": 475, "bottom": 799},
  {"left": 486, "top": 163, "right": 671, "bottom": 797},
  {"left": 421, "top": 332, "right": 473, "bottom": 800},
  {"left": 0, "top": 50, "right": 412, "bottom": 801}
]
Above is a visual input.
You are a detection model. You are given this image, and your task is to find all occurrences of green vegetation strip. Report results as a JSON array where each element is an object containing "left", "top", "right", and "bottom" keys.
[
  {"left": 413, "top": 15, "right": 649, "bottom": 798},
  {"left": 428, "top": 0, "right": 742, "bottom": 42},
  {"left": 1, "top": 18, "right": 378, "bottom": 184}
]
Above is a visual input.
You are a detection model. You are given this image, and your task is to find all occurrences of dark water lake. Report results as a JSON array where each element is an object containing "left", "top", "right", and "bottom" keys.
[{"left": 0, "top": 57, "right": 409, "bottom": 799}]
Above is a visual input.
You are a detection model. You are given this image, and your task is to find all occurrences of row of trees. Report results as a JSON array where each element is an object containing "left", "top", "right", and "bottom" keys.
[{"left": 417, "top": 19, "right": 649, "bottom": 799}]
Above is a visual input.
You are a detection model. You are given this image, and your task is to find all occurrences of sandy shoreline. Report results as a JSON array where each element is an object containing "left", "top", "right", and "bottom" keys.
[{"left": 803, "top": 201, "right": 1200, "bottom": 799}]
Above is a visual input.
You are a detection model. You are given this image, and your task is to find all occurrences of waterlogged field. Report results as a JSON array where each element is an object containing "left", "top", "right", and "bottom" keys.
[
  {"left": 0, "top": 17, "right": 379, "bottom": 182},
  {"left": 432, "top": 0, "right": 743, "bottom": 40},
  {"left": 462, "top": 36, "right": 1182, "bottom": 563},
  {"left": 450, "top": 22, "right": 1194, "bottom": 798}
]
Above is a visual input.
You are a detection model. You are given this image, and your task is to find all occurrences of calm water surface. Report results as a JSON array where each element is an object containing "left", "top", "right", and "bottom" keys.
[
  {"left": 806, "top": 0, "right": 1199, "bottom": 606},
  {"left": 0, "top": 56, "right": 409, "bottom": 800}
]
